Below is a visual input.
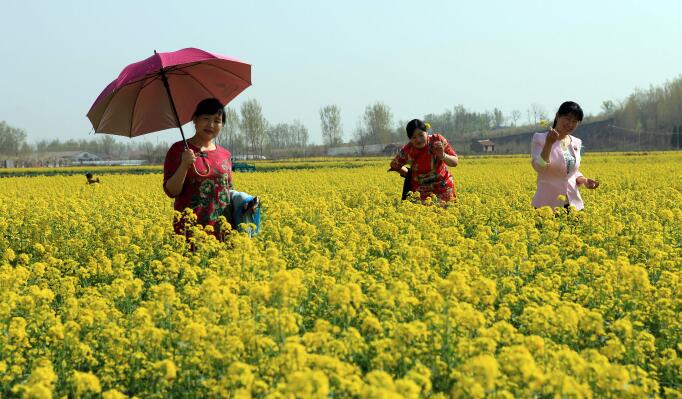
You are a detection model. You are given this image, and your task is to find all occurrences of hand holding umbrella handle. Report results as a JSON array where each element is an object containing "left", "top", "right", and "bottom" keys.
[
  {"left": 159, "top": 56, "right": 208, "bottom": 177},
  {"left": 181, "top": 148, "right": 211, "bottom": 177}
]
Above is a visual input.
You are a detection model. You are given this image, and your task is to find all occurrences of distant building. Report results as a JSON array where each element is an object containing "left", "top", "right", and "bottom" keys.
[
  {"left": 1, "top": 159, "right": 15, "bottom": 168},
  {"left": 19, "top": 151, "right": 146, "bottom": 167},
  {"left": 471, "top": 139, "right": 495, "bottom": 153},
  {"left": 233, "top": 154, "right": 267, "bottom": 160},
  {"left": 382, "top": 143, "right": 403, "bottom": 156},
  {"left": 62, "top": 152, "right": 102, "bottom": 163},
  {"left": 327, "top": 143, "right": 396, "bottom": 156}
]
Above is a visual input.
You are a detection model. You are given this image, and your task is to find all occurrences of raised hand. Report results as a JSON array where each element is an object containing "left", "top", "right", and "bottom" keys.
[{"left": 546, "top": 128, "right": 560, "bottom": 145}]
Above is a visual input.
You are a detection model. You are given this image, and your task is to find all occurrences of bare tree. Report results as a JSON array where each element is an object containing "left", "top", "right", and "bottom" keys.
[
  {"left": 394, "top": 120, "right": 408, "bottom": 142},
  {"left": 140, "top": 141, "right": 166, "bottom": 164},
  {"left": 267, "top": 123, "right": 289, "bottom": 150},
  {"left": 353, "top": 118, "right": 370, "bottom": 155},
  {"left": 362, "top": 102, "right": 393, "bottom": 145},
  {"left": 98, "top": 135, "right": 116, "bottom": 157},
  {"left": 492, "top": 108, "right": 504, "bottom": 127},
  {"left": 0, "top": 121, "right": 27, "bottom": 155},
  {"left": 526, "top": 109, "right": 533, "bottom": 126},
  {"left": 319, "top": 105, "right": 343, "bottom": 146},
  {"left": 291, "top": 120, "right": 309, "bottom": 149},
  {"left": 510, "top": 110, "right": 522, "bottom": 127},
  {"left": 601, "top": 100, "right": 617, "bottom": 115},
  {"left": 530, "top": 103, "right": 548, "bottom": 125},
  {"left": 240, "top": 99, "right": 268, "bottom": 156},
  {"left": 218, "top": 107, "right": 240, "bottom": 153}
]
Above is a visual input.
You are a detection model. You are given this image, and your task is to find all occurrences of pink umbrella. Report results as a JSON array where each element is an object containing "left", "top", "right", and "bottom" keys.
[{"left": 87, "top": 47, "right": 251, "bottom": 147}]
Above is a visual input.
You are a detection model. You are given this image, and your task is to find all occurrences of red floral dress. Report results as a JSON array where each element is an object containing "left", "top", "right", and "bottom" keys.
[
  {"left": 163, "top": 141, "right": 233, "bottom": 235},
  {"left": 391, "top": 134, "right": 456, "bottom": 201}
]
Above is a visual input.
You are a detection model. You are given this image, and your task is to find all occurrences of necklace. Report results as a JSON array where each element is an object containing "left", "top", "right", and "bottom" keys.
[{"left": 559, "top": 135, "right": 571, "bottom": 151}]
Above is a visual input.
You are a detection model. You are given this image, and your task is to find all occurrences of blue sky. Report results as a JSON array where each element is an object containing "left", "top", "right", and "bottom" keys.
[{"left": 2, "top": 0, "right": 681, "bottom": 145}]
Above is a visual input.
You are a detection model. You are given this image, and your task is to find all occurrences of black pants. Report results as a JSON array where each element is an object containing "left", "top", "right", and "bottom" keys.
[{"left": 401, "top": 168, "right": 413, "bottom": 200}]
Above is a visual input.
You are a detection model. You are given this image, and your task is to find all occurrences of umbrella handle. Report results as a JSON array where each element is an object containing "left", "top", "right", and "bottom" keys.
[{"left": 156, "top": 53, "right": 190, "bottom": 150}]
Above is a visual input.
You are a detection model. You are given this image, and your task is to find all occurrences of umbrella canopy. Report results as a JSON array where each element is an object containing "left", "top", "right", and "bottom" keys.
[{"left": 87, "top": 47, "right": 251, "bottom": 139}]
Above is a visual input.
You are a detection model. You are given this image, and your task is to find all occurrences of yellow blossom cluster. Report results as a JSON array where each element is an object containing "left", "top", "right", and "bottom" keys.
[{"left": 0, "top": 153, "right": 680, "bottom": 398}]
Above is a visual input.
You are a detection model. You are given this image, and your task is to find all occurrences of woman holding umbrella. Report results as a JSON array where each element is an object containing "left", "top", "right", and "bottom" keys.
[
  {"left": 164, "top": 98, "right": 259, "bottom": 239},
  {"left": 86, "top": 48, "right": 256, "bottom": 239}
]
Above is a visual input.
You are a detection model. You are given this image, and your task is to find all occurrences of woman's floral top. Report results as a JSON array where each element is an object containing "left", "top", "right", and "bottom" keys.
[
  {"left": 391, "top": 133, "right": 456, "bottom": 201},
  {"left": 163, "top": 141, "right": 232, "bottom": 233}
]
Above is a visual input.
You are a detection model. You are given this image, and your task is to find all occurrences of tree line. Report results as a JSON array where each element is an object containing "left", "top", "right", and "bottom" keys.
[
  {"left": 2, "top": 75, "right": 682, "bottom": 160},
  {"left": 607, "top": 76, "right": 682, "bottom": 149}
]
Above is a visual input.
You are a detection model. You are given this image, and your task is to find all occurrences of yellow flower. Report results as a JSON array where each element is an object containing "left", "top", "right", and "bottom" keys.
[
  {"left": 2, "top": 153, "right": 681, "bottom": 397},
  {"left": 20, "top": 384, "right": 53, "bottom": 399},
  {"left": 8, "top": 317, "right": 27, "bottom": 342},
  {"left": 282, "top": 370, "right": 330, "bottom": 398},
  {"left": 3, "top": 247, "right": 16, "bottom": 262},
  {"left": 155, "top": 359, "right": 178, "bottom": 381},
  {"left": 71, "top": 371, "right": 101, "bottom": 397},
  {"left": 460, "top": 355, "right": 500, "bottom": 391},
  {"left": 11, "top": 359, "right": 58, "bottom": 399},
  {"left": 102, "top": 389, "right": 128, "bottom": 399}
]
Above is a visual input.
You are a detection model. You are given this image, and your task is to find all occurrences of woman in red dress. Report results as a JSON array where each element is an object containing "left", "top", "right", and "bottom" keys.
[
  {"left": 163, "top": 98, "right": 234, "bottom": 238},
  {"left": 389, "top": 119, "right": 459, "bottom": 202}
]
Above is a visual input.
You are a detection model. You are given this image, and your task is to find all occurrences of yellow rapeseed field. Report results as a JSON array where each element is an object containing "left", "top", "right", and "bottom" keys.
[{"left": 1, "top": 153, "right": 681, "bottom": 398}]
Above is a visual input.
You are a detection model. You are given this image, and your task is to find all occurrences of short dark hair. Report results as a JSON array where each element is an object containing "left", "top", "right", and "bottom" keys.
[
  {"left": 193, "top": 98, "right": 226, "bottom": 123},
  {"left": 406, "top": 119, "right": 427, "bottom": 139},
  {"left": 552, "top": 101, "right": 583, "bottom": 128}
]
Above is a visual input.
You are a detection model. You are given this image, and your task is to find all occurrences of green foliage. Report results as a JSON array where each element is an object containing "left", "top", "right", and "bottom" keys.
[{"left": 0, "top": 121, "right": 28, "bottom": 155}]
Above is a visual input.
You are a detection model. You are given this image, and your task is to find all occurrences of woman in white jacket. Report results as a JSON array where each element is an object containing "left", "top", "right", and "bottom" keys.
[{"left": 531, "top": 101, "right": 599, "bottom": 210}]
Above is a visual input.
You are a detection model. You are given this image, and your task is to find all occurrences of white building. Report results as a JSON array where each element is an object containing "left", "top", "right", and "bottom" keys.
[{"left": 327, "top": 144, "right": 391, "bottom": 156}]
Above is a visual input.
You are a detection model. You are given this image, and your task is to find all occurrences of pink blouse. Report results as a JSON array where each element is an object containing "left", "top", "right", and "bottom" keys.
[{"left": 530, "top": 132, "right": 585, "bottom": 210}]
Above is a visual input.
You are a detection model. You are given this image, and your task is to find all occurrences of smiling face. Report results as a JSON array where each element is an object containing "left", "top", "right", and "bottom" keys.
[
  {"left": 555, "top": 114, "right": 581, "bottom": 135},
  {"left": 410, "top": 129, "right": 428, "bottom": 149},
  {"left": 193, "top": 112, "right": 224, "bottom": 142}
]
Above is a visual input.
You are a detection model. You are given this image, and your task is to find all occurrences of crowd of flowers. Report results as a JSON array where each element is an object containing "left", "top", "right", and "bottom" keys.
[{"left": 1, "top": 153, "right": 680, "bottom": 398}]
